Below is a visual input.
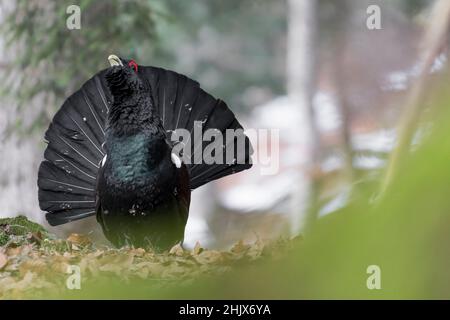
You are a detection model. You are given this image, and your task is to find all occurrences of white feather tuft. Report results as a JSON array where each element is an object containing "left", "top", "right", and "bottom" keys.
[
  {"left": 101, "top": 154, "right": 107, "bottom": 167},
  {"left": 171, "top": 153, "right": 182, "bottom": 168}
]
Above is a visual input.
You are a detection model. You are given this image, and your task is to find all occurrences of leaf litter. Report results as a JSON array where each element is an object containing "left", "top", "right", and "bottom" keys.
[{"left": 0, "top": 216, "right": 293, "bottom": 299}]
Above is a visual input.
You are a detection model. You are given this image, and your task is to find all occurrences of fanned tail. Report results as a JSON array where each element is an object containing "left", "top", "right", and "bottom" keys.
[
  {"left": 141, "top": 66, "right": 253, "bottom": 189},
  {"left": 38, "top": 73, "right": 111, "bottom": 226}
]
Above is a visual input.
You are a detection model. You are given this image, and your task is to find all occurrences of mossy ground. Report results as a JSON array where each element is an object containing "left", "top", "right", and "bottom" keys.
[{"left": 0, "top": 216, "right": 52, "bottom": 247}]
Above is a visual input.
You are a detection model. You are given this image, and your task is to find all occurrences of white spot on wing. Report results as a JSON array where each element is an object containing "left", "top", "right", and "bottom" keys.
[
  {"left": 101, "top": 154, "right": 107, "bottom": 167},
  {"left": 171, "top": 153, "right": 182, "bottom": 168}
]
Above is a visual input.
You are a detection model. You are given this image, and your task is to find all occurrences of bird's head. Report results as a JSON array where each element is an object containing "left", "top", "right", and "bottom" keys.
[
  {"left": 105, "top": 54, "right": 142, "bottom": 101},
  {"left": 107, "top": 54, "right": 138, "bottom": 72}
]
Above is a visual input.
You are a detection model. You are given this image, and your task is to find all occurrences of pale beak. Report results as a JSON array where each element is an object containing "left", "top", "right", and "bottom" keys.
[{"left": 108, "top": 54, "right": 123, "bottom": 67}]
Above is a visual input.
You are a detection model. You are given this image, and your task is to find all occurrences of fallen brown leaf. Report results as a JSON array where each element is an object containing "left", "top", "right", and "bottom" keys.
[
  {"left": 0, "top": 252, "right": 7, "bottom": 270},
  {"left": 192, "top": 241, "right": 204, "bottom": 255},
  {"left": 230, "top": 240, "right": 250, "bottom": 254},
  {"left": 67, "top": 233, "right": 91, "bottom": 247},
  {"left": 169, "top": 243, "right": 184, "bottom": 256},
  {"left": 195, "top": 250, "right": 225, "bottom": 264},
  {"left": 129, "top": 248, "right": 146, "bottom": 257},
  {"left": 6, "top": 247, "right": 22, "bottom": 257},
  {"left": 19, "top": 259, "right": 47, "bottom": 276}
]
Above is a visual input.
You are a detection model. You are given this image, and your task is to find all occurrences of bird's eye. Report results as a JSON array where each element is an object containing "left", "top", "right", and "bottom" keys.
[{"left": 128, "top": 60, "right": 138, "bottom": 72}]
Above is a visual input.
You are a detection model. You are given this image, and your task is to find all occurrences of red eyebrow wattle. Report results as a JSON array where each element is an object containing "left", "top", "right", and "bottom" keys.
[{"left": 128, "top": 60, "right": 138, "bottom": 72}]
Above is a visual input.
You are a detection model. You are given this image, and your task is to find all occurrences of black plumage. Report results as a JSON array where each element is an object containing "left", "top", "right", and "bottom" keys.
[{"left": 38, "top": 57, "right": 253, "bottom": 250}]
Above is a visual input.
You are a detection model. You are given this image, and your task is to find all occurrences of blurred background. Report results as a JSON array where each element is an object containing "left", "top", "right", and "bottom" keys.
[{"left": 0, "top": 0, "right": 446, "bottom": 250}]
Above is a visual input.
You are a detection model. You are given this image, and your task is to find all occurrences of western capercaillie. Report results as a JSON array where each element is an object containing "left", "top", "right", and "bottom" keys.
[{"left": 37, "top": 55, "right": 253, "bottom": 250}]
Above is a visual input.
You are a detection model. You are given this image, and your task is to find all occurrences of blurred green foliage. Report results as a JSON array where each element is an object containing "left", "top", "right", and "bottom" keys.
[{"left": 1, "top": 0, "right": 159, "bottom": 132}]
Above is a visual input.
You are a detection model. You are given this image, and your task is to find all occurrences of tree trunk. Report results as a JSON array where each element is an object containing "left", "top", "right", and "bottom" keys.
[
  {"left": 286, "top": 0, "right": 319, "bottom": 234},
  {"left": 331, "top": 0, "right": 355, "bottom": 186}
]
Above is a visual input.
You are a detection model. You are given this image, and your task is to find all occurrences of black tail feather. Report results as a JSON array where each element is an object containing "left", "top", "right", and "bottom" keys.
[
  {"left": 38, "top": 74, "right": 110, "bottom": 226},
  {"left": 141, "top": 66, "right": 253, "bottom": 189}
]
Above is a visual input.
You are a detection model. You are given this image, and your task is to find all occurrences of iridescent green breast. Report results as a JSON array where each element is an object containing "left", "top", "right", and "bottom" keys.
[{"left": 107, "top": 133, "right": 151, "bottom": 184}]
